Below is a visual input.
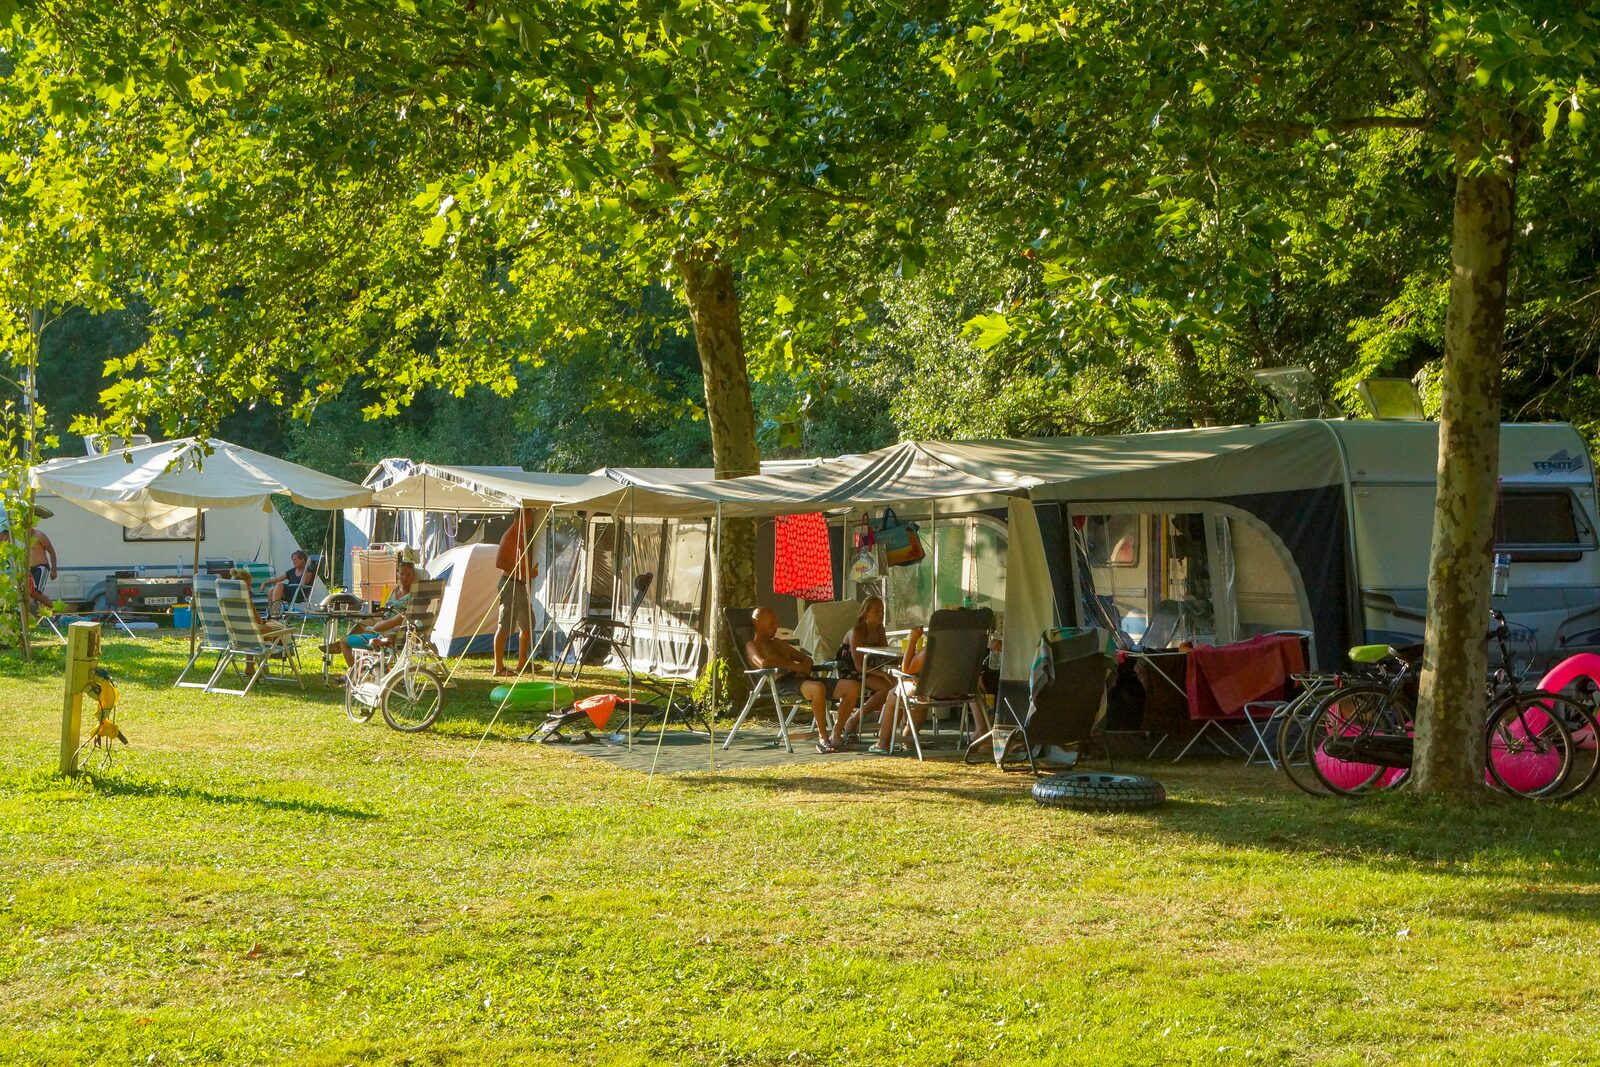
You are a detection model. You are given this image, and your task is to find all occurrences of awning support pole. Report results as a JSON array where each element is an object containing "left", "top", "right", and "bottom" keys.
[{"left": 189, "top": 507, "right": 201, "bottom": 657}]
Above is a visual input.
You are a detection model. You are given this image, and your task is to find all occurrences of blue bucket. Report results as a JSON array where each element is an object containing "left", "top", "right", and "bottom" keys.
[{"left": 172, "top": 606, "right": 192, "bottom": 629}]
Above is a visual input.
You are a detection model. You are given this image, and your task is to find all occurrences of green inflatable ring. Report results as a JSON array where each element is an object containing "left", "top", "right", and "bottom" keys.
[{"left": 489, "top": 681, "right": 576, "bottom": 710}]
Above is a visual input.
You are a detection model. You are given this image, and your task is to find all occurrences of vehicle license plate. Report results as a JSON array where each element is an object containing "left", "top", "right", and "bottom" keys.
[{"left": 146, "top": 596, "right": 178, "bottom": 606}]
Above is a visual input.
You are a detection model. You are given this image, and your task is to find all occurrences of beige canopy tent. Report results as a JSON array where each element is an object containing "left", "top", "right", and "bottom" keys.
[
  {"left": 33, "top": 438, "right": 372, "bottom": 527},
  {"left": 32, "top": 438, "right": 373, "bottom": 652},
  {"left": 347, "top": 420, "right": 1600, "bottom": 683}
]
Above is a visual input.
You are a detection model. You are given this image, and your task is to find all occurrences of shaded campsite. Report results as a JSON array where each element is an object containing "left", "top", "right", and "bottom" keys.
[{"left": 3, "top": 637, "right": 1599, "bottom": 1066}]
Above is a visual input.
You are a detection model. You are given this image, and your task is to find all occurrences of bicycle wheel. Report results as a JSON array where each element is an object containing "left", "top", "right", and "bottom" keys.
[
  {"left": 345, "top": 673, "right": 377, "bottom": 724},
  {"left": 1307, "top": 684, "right": 1412, "bottom": 797},
  {"left": 1558, "top": 694, "right": 1600, "bottom": 799},
  {"left": 1486, "top": 691, "right": 1577, "bottom": 800},
  {"left": 381, "top": 668, "right": 444, "bottom": 732},
  {"left": 1276, "top": 686, "right": 1335, "bottom": 796}
]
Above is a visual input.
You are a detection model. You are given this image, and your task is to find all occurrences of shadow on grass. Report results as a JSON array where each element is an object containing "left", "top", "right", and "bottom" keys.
[
  {"left": 669, "top": 763, "right": 1022, "bottom": 806},
  {"left": 1147, "top": 777, "right": 1600, "bottom": 885},
  {"left": 87, "top": 774, "right": 379, "bottom": 820}
]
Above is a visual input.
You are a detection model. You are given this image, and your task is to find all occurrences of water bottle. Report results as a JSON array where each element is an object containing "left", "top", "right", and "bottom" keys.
[
  {"left": 961, "top": 594, "right": 975, "bottom": 610},
  {"left": 1491, "top": 552, "right": 1511, "bottom": 599}
]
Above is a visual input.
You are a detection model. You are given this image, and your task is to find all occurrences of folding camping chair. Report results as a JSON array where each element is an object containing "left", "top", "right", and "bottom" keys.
[
  {"left": 554, "top": 573, "right": 654, "bottom": 682},
  {"left": 174, "top": 577, "right": 231, "bottom": 688},
  {"left": 719, "top": 607, "right": 812, "bottom": 752},
  {"left": 885, "top": 608, "right": 994, "bottom": 761},
  {"left": 266, "top": 553, "right": 322, "bottom": 621},
  {"left": 976, "top": 626, "right": 1117, "bottom": 774},
  {"left": 206, "top": 578, "right": 304, "bottom": 696},
  {"left": 397, "top": 579, "right": 449, "bottom": 680}
]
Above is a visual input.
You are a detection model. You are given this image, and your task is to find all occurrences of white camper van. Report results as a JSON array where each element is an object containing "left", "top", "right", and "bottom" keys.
[
  {"left": 25, "top": 436, "right": 311, "bottom": 610},
  {"left": 29, "top": 493, "right": 304, "bottom": 610}
]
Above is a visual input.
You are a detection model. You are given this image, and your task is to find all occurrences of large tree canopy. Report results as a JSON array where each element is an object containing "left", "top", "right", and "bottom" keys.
[{"left": 6, "top": 0, "right": 1600, "bottom": 798}]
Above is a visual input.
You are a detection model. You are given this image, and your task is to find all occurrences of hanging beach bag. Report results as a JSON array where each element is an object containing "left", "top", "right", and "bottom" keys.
[
  {"left": 871, "top": 507, "right": 925, "bottom": 568},
  {"left": 849, "top": 525, "right": 880, "bottom": 583}
]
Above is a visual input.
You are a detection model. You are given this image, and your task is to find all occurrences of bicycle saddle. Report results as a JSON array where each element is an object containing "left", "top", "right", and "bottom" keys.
[{"left": 1348, "top": 642, "right": 1424, "bottom": 665}]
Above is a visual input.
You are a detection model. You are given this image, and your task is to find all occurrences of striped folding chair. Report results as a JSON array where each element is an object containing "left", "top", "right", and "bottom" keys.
[
  {"left": 403, "top": 580, "right": 447, "bottom": 672},
  {"left": 174, "top": 577, "right": 232, "bottom": 689},
  {"left": 206, "top": 578, "right": 304, "bottom": 696}
]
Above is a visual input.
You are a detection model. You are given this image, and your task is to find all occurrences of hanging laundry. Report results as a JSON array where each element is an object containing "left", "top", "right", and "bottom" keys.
[{"left": 773, "top": 512, "right": 835, "bottom": 601}]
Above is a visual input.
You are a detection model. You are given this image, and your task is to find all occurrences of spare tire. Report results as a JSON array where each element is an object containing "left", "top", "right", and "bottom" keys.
[{"left": 1032, "top": 772, "right": 1166, "bottom": 812}]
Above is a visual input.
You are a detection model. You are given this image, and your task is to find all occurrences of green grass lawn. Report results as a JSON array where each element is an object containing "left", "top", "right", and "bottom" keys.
[{"left": 3, "top": 635, "right": 1599, "bottom": 1066}]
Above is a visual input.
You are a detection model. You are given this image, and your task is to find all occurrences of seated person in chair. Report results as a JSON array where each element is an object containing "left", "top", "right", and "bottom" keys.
[
  {"left": 871, "top": 621, "right": 993, "bottom": 756},
  {"left": 227, "top": 569, "right": 294, "bottom": 668},
  {"left": 264, "top": 550, "right": 316, "bottom": 611},
  {"left": 746, "top": 606, "right": 861, "bottom": 754},
  {"left": 324, "top": 561, "right": 421, "bottom": 672},
  {"left": 836, "top": 596, "right": 894, "bottom": 739}
]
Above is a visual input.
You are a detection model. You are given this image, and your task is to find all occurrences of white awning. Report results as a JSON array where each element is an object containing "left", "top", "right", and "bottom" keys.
[
  {"left": 31, "top": 438, "right": 372, "bottom": 530},
  {"left": 367, "top": 464, "right": 624, "bottom": 511}
]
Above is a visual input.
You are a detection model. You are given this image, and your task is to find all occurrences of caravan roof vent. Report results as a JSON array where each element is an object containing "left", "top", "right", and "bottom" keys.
[
  {"left": 1356, "top": 378, "right": 1426, "bottom": 421},
  {"left": 84, "top": 433, "right": 154, "bottom": 455},
  {"left": 1251, "top": 366, "right": 1326, "bottom": 420}
]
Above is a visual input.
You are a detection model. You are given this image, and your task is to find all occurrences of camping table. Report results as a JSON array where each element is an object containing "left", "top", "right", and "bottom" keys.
[
  {"left": 855, "top": 643, "right": 904, "bottom": 736},
  {"left": 303, "top": 608, "right": 383, "bottom": 683}
]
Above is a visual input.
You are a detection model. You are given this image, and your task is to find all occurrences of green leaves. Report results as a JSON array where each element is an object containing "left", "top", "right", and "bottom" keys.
[{"left": 962, "top": 310, "right": 1011, "bottom": 350}]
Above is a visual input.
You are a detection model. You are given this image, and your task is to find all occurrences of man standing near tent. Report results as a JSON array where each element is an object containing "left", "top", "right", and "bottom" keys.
[
  {"left": 26, "top": 525, "right": 57, "bottom": 606},
  {"left": 493, "top": 506, "right": 539, "bottom": 677}
]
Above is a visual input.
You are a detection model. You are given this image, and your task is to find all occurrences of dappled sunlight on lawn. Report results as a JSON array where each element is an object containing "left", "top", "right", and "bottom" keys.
[{"left": 2, "top": 637, "right": 1598, "bottom": 1064}]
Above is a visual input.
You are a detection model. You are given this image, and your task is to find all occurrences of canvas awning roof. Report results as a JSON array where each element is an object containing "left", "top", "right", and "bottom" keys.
[
  {"left": 367, "top": 464, "right": 625, "bottom": 511},
  {"left": 365, "top": 423, "right": 1352, "bottom": 521},
  {"left": 31, "top": 437, "right": 372, "bottom": 530},
  {"left": 593, "top": 460, "right": 823, "bottom": 488},
  {"left": 576, "top": 441, "right": 1027, "bottom": 518},
  {"left": 371, "top": 460, "right": 828, "bottom": 513},
  {"left": 569, "top": 424, "right": 1348, "bottom": 519},
  {"left": 935, "top": 422, "right": 1348, "bottom": 503}
]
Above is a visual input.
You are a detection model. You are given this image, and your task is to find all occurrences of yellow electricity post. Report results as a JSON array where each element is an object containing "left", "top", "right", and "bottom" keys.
[{"left": 59, "top": 621, "right": 101, "bottom": 777}]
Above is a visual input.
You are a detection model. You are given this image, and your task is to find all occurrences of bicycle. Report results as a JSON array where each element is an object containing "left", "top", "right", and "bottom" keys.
[
  {"left": 344, "top": 612, "right": 445, "bottom": 732},
  {"left": 1289, "top": 611, "right": 1590, "bottom": 800}
]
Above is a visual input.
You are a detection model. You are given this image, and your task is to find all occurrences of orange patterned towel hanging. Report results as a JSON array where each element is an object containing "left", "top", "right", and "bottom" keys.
[{"left": 773, "top": 512, "right": 835, "bottom": 601}]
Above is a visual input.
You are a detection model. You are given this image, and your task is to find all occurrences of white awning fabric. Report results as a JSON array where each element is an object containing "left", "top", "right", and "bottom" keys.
[
  {"left": 365, "top": 423, "right": 1351, "bottom": 521},
  {"left": 31, "top": 438, "right": 372, "bottom": 530},
  {"left": 367, "top": 464, "right": 624, "bottom": 511},
  {"left": 571, "top": 426, "right": 1346, "bottom": 519}
]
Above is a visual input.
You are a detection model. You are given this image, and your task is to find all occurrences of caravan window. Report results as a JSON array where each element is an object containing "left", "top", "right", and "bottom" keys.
[
  {"left": 1074, "top": 511, "right": 1220, "bottom": 647},
  {"left": 1083, "top": 514, "right": 1139, "bottom": 567},
  {"left": 1496, "top": 490, "right": 1594, "bottom": 560},
  {"left": 881, "top": 516, "right": 1007, "bottom": 628}
]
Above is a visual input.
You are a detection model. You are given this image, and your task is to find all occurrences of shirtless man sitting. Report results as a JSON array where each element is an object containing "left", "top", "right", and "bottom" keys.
[{"left": 745, "top": 606, "right": 861, "bottom": 753}]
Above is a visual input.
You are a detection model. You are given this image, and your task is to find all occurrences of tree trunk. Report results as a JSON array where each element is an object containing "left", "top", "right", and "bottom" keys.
[
  {"left": 16, "top": 316, "right": 41, "bottom": 663},
  {"left": 676, "top": 247, "right": 760, "bottom": 702},
  {"left": 1169, "top": 333, "right": 1217, "bottom": 427},
  {"left": 1412, "top": 154, "right": 1516, "bottom": 799}
]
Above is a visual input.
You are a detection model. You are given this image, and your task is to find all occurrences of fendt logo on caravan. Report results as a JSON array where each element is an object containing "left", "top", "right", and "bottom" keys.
[{"left": 1533, "top": 450, "right": 1585, "bottom": 475}]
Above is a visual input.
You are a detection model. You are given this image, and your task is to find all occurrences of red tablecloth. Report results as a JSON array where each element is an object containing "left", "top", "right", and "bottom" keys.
[{"left": 1184, "top": 634, "right": 1306, "bottom": 720}]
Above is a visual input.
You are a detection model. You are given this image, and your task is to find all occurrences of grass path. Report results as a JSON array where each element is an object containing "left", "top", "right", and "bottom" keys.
[{"left": 2, "top": 636, "right": 1599, "bottom": 1065}]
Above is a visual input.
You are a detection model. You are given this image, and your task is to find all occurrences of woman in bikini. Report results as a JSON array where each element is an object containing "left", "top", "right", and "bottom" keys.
[{"left": 835, "top": 596, "right": 894, "bottom": 747}]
